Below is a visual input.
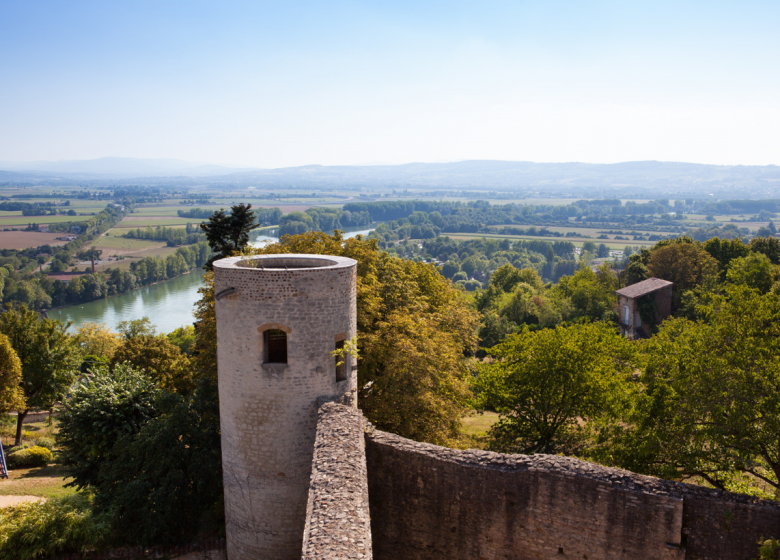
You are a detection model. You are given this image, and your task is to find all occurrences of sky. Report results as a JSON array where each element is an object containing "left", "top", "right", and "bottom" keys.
[{"left": 1, "top": 1, "right": 779, "bottom": 168}]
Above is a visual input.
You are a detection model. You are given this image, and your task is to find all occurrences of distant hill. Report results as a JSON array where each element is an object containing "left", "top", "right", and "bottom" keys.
[
  {"left": 0, "top": 157, "right": 253, "bottom": 178},
  {"left": 1, "top": 159, "right": 779, "bottom": 198}
]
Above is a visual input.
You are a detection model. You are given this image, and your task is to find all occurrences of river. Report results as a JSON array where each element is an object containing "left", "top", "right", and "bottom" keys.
[{"left": 57, "top": 226, "right": 375, "bottom": 333}]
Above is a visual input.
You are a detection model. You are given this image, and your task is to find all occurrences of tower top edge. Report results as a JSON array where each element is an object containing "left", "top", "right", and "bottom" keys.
[{"left": 213, "top": 253, "right": 357, "bottom": 272}]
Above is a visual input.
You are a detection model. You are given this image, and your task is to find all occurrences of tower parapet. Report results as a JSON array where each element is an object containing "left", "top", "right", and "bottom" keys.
[{"left": 213, "top": 253, "right": 358, "bottom": 560}]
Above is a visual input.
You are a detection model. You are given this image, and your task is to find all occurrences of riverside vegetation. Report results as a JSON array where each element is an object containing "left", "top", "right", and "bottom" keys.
[{"left": 3, "top": 203, "right": 780, "bottom": 556}]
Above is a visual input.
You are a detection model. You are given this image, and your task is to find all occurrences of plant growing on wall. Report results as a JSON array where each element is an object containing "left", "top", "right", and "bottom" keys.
[{"left": 330, "top": 336, "right": 358, "bottom": 367}]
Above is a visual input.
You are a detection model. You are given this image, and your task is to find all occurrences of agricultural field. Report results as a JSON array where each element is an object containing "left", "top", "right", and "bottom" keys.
[
  {"left": 113, "top": 217, "right": 199, "bottom": 228},
  {"left": 0, "top": 215, "right": 94, "bottom": 226},
  {"left": 0, "top": 231, "right": 68, "bottom": 250},
  {"left": 90, "top": 235, "right": 165, "bottom": 253}
]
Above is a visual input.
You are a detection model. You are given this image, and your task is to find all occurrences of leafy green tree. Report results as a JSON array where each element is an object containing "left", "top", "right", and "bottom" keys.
[
  {"left": 750, "top": 236, "right": 780, "bottom": 265},
  {"left": 555, "top": 262, "right": 618, "bottom": 320},
  {"left": 111, "top": 335, "right": 195, "bottom": 395},
  {"left": 167, "top": 325, "right": 196, "bottom": 354},
  {"left": 703, "top": 237, "right": 750, "bottom": 277},
  {"left": 647, "top": 241, "right": 718, "bottom": 309},
  {"left": 726, "top": 252, "right": 776, "bottom": 293},
  {"left": 0, "top": 306, "right": 80, "bottom": 445},
  {"left": 0, "top": 333, "right": 24, "bottom": 413},
  {"left": 56, "top": 364, "right": 162, "bottom": 489},
  {"left": 199, "top": 202, "right": 258, "bottom": 269},
  {"left": 599, "top": 287, "right": 780, "bottom": 495},
  {"left": 94, "top": 377, "right": 222, "bottom": 545},
  {"left": 116, "top": 317, "right": 156, "bottom": 339},
  {"left": 474, "top": 322, "right": 636, "bottom": 455}
]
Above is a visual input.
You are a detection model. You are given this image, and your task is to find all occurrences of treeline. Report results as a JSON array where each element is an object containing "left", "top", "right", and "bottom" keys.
[
  {"left": 177, "top": 206, "right": 283, "bottom": 227},
  {"left": 0, "top": 242, "right": 211, "bottom": 309},
  {"left": 124, "top": 224, "right": 206, "bottom": 246},
  {"left": 129, "top": 242, "right": 211, "bottom": 283},
  {"left": 278, "top": 207, "right": 371, "bottom": 236}
]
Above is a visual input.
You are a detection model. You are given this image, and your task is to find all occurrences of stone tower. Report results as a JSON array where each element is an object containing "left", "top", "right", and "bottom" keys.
[{"left": 213, "top": 254, "right": 358, "bottom": 560}]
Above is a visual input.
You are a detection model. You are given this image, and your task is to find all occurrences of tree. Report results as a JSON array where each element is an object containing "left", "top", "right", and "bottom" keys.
[
  {"left": 56, "top": 364, "right": 162, "bottom": 489},
  {"left": 556, "top": 262, "right": 618, "bottom": 321},
  {"left": 0, "top": 306, "right": 80, "bottom": 445},
  {"left": 726, "top": 252, "right": 776, "bottom": 293},
  {"left": 111, "top": 336, "right": 195, "bottom": 395},
  {"left": 703, "top": 237, "right": 750, "bottom": 277},
  {"left": 199, "top": 202, "right": 258, "bottom": 269},
  {"left": 599, "top": 287, "right": 780, "bottom": 496},
  {"left": 167, "top": 325, "right": 196, "bottom": 354},
  {"left": 474, "top": 322, "right": 636, "bottom": 455},
  {"left": 74, "top": 322, "right": 121, "bottom": 360},
  {"left": 750, "top": 236, "right": 780, "bottom": 265},
  {"left": 647, "top": 241, "right": 718, "bottom": 297},
  {"left": 116, "top": 317, "right": 156, "bottom": 339},
  {"left": 0, "top": 333, "right": 24, "bottom": 413}
]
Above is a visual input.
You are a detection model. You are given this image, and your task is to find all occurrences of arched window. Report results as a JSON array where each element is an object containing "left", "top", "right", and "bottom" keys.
[{"left": 264, "top": 329, "right": 288, "bottom": 364}]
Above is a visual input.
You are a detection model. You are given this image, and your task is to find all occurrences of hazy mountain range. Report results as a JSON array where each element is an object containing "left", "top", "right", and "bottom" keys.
[{"left": 2, "top": 157, "right": 780, "bottom": 199}]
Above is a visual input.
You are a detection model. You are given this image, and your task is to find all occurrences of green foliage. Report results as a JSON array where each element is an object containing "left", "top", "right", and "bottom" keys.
[
  {"left": 167, "top": 325, "right": 196, "bottom": 354},
  {"left": 200, "top": 202, "right": 258, "bottom": 268},
  {"left": 6, "top": 445, "right": 52, "bottom": 468},
  {"left": 94, "top": 377, "right": 223, "bottom": 545},
  {"left": 0, "top": 305, "right": 80, "bottom": 444},
  {"left": 0, "top": 333, "right": 24, "bottom": 413},
  {"left": 32, "top": 436, "right": 55, "bottom": 450},
  {"left": 110, "top": 335, "right": 195, "bottom": 394},
  {"left": 726, "top": 252, "right": 776, "bottom": 293},
  {"left": 56, "top": 364, "right": 162, "bottom": 490},
  {"left": 757, "top": 539, "right": 780, "bottom": 560},
  {"left": 474, "top": 322, "right": 637, "bottom": 455},
  {"left": 0, "top": 493, "right": 109, "bottom": 560},
  {"left": 597, "top": 287, "right": 780, "bottom": 492},
  {"left": 116, "top": 316, "right": 156, "bottom": 339}
]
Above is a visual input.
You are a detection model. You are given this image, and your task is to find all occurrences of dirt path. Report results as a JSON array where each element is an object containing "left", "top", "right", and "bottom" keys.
[{"left": 0, "top": 495, "right": 45, "bottom": 507}]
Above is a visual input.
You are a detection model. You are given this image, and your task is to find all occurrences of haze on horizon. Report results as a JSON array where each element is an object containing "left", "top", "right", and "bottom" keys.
[{"left": 1, "top": 1, "right": 779, "bottom": 169}]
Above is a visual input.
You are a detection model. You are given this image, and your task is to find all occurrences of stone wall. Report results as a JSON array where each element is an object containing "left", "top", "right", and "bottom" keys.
[
  {"left": 301, "top": 402, "right": 372, "bottom": 560},
  {"left": 365, "top": 428, "right": 780, "bottom": 560}
]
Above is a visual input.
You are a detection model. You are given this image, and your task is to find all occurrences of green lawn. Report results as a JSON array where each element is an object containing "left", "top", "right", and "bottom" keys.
[
  {"left": 461, "top": 411, "right": 500, "bottom": 437},
  {"left": 0, "top": 465, "right": 76, "bottom": 500}
]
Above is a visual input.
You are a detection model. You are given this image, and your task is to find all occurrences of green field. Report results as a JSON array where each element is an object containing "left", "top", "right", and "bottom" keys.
[{"left": 91, "top": 236, "right": 165, "bottom": 251}]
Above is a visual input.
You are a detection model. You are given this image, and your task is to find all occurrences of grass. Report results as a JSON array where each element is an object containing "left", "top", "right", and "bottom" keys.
[
  {"left": 461, "top": 411, "right": 500, "bottom": 438},
  {"left": 0, "top": 418, "right": 74, "bottom": 500},
  {"left": 90, "top": 236, "right": 164, "bottom": 251},
  {"left": 0, "top": 215, "right": 89, "bottom": 225},
  {"left": 0, "top": 465, "right": 76, "bottom": 500}
]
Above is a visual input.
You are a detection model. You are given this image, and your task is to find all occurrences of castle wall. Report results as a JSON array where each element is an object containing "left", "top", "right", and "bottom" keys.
[
  {"left": 365, "top": 430, "right": 685, "bottom": 560},
  {"left": 213, "top": 254, "right": 357, "bottom": 560},
  {"left": 365, "top": 427, "right": 780, "bottom": 560},
  {"left": 301, "top": 401, "right": 372, "bottom": 560}
]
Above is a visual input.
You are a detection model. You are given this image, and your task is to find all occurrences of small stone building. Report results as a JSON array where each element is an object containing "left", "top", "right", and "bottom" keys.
[{"left": 615, "top": 277, "right": 673, "bottom": 338}]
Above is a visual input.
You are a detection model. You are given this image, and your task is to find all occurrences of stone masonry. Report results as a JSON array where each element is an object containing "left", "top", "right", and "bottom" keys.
[{"left": 213, "top": 254, "right": 357, "bottom": 560}]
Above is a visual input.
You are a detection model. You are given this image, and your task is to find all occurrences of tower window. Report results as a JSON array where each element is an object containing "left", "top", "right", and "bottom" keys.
[
  {"left": 265, "top": 329, "right": 288, "bottom": 363},
  {"left": 335, "top": 340, "right": 347, "bottom": 382}
]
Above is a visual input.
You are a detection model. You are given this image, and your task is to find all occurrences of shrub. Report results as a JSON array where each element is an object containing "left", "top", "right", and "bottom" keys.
[
  {"left": 6, "top": 446, "right": 52, "bottom": 468},
  {"left": 0, "top": 493, "right": 109, "bottom": 560},
  {"left": 32, "top": 436, "right": 55, "bottom": 450}
]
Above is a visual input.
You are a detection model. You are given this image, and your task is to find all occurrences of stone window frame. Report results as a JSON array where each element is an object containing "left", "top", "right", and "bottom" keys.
[{"left": 258, "top": 323, "right": 292, "bottom": 365}]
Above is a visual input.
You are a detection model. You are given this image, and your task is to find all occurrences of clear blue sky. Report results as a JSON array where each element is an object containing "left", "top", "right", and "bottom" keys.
[{"left": 1, "top": 1, "right": 778, "bottom": 167}]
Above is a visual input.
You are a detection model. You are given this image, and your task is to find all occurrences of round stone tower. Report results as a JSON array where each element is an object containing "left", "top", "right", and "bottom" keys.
[{"left": 213, "top": 254, "right": 358, "bottom": 560}]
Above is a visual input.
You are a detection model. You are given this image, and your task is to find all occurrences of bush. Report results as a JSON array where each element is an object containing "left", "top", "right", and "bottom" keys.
[
  {"left": 32, "top": 437, "right": 55, "bottom": 450},
  {"left": 0, "top": 493, "right": 109, "bottom": 560},
  {"left": 6, "top": 446, "right": 52, "bottom": 468}
]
